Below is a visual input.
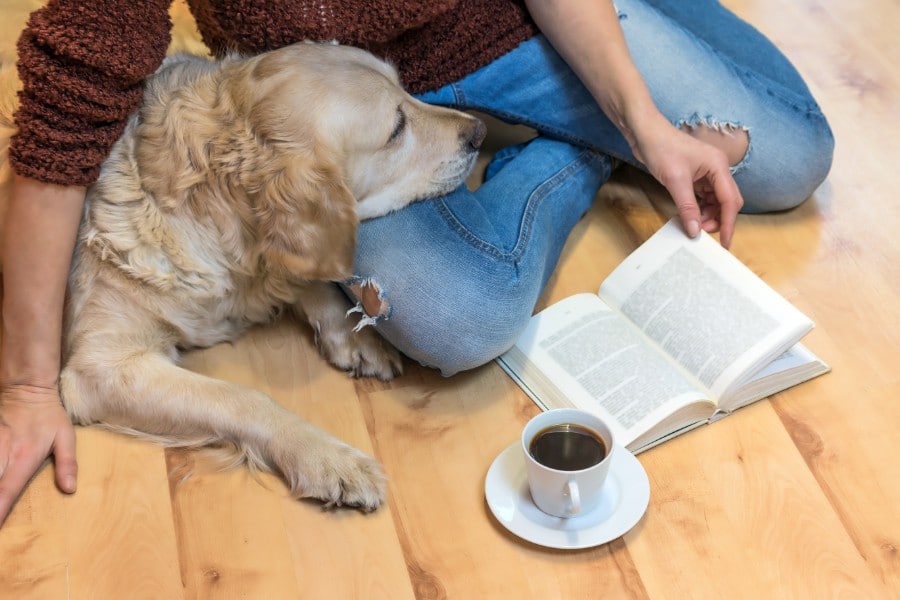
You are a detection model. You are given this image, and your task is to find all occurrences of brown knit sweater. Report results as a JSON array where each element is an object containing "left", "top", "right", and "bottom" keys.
[{"left": 11, "top": 0, "right": 536, "bottom": 186}]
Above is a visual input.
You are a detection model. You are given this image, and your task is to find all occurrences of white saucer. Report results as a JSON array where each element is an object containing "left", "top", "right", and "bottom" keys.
[{"left": 485, "top": 442, "right": 650, "bottom": 549}]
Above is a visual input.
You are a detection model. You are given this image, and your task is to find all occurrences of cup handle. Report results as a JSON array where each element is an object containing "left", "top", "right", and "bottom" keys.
[{"left": 564, "top": 480, "right": 580, "bottom": 515}]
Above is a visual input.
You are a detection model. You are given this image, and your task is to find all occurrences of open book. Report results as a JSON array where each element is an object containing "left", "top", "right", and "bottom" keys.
[{"left": 497, "top": 219, "right": 830, "bottom": 454}]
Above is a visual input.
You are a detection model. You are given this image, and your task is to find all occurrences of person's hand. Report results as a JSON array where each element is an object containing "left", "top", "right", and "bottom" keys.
[
  {"left": 0, "top": 383, "right": 77, "bottom": 526},
  {"left": 522, "top": 0, "right": 744, "bottom": 247},
  {"left": 629, "top": 112, "right": 744, "bottom": 248}
]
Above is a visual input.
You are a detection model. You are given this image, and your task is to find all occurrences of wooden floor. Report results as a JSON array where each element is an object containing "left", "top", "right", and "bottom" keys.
[{"left": 2, "top": 1, "right": 899, "bottom": 598}]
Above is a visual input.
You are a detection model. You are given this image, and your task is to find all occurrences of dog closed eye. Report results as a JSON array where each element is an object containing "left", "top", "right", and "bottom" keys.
[{"left": 387, "top": 106, "right": 406, "bottom": 145}]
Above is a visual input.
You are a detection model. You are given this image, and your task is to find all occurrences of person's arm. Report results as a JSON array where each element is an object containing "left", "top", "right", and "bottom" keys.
[
  {"left": 0, "top": 0, "right": 172, "bottom": 527},
  {"left": 0, "top": 175, "right": 84, "bottom": 525},
  {"left": 524, "top": 0, "right": 743, "bottom": 247}
]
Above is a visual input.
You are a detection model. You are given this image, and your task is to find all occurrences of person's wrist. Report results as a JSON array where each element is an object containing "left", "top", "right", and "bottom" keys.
[
  {"left": 0, "top": 325, "right": 62, "bottom": 390},
  {"left": 605, "top": 97, "right": 662, "bottom": 163},
  {"left": 626, "top": 104, "right": 672, "bottom": 144}
]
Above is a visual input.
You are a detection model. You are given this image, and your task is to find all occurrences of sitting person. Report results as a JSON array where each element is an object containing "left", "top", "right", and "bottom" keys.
[{"left": 0, "top": 0, "right": 833, "bottom": 524}]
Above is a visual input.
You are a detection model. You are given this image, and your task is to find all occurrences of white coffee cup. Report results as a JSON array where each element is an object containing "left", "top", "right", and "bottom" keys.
[{"left": 522, "top": 408, "right": 615, "bottom": 518}]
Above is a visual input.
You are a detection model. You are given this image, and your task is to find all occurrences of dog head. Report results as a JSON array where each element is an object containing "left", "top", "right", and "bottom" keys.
[
  {"left": 132, "top": 43, "right": 485, "bottom": 282},
  {"left": 245, "top": 43, "right": 487, "bottom": 219}
]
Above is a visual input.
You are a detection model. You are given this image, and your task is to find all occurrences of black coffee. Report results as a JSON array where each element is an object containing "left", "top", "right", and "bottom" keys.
[{"left": 528, "top": 424, "right": 607, "bottom": 471}]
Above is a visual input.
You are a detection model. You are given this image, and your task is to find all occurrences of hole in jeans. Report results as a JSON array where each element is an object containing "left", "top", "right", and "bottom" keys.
[
  {"left": 681, "top": 121, "right": 750, "bottom": 167},
  {"left": 348, "top": 279, "right": 388, "bottom": 319}
]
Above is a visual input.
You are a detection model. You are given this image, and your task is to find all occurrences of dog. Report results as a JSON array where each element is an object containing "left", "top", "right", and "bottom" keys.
[{"left": 2, "top": 42, "right": 486, "bottom": 511}]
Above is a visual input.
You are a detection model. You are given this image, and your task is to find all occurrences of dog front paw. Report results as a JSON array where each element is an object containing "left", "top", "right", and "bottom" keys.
[
  {"left": 281, "top": 436, "right": 386, "bottom": 512},
  {"left": 315, "top": 321, "right": 403, "bottom": 381},
  {"left": 316, "top": 446, "right": 387, "bottom": 512}
]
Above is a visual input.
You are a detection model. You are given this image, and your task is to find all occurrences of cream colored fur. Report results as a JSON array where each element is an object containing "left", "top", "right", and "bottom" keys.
[{"left": 2, "top": 43, "right": 485, "bottom": 510}]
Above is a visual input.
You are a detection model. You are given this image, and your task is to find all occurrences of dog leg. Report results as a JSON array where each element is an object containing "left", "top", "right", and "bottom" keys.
[
  {"left": 60, "top": 350, "right": 385, "bottom": 510},
  {"left": 293, "top": 281, "right": 403, "bottom": 380}
]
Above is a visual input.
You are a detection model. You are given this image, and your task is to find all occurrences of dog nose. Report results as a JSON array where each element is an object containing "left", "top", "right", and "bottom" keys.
[{"left": 465, "top": 119, "right": 487, "bottom": 151}]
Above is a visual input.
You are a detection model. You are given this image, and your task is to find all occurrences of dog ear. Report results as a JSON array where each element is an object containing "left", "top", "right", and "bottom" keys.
[{"left": 254, "top": 157, "right": 358, "bottom": 281}]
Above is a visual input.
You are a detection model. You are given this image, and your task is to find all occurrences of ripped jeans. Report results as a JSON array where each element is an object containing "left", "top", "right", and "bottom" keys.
[{"left": 347, "top": 0, "right": 834, "bottom": 375}]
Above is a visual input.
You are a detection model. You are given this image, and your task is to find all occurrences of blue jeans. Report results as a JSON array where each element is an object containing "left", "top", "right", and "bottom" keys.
[{"left": 348, "top": 0, "right": 834, "bottom": 375}]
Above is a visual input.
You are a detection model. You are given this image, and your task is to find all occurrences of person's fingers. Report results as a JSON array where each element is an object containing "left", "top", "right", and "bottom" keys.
[
  {"left": 698, "top": 193, "right": 722, "bottom": 232},
  {"left": 710, "top": 167, "right": 744, "bottom": 249},
  {"left": 53, "top": 425, "right": 78, "bottom": 494},
  {"left": 0, "top": 446, "right": 44, "bottom": 526},
  {"left": 666, "top": 170, "right": 703, "bottom": 239}
]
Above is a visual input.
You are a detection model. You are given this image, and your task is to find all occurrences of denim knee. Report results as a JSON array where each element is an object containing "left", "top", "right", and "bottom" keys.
[
  {"left": 407, "top": 316, "right": 528, "bottom": 377},
  {"left": 739, "top": 114, "right": 835, "bottom": 213},
  {"left": 364, "top": 272, "right": 537, "bottom": 377}
]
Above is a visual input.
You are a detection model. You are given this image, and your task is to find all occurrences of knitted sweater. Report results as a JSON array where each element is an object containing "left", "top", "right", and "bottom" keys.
[{"left": 11, "top": 0, "right": 536, "bottom": 186}]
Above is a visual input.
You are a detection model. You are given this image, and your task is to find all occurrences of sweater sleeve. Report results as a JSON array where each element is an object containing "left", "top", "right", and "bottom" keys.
[{"left": 9, "top": 0, "right": 172, "bottom": 186}]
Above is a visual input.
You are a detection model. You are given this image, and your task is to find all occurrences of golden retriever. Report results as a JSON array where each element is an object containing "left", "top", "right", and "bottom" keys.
[{"left": 2, "top": 42, "right": 485, "bottom": 511}]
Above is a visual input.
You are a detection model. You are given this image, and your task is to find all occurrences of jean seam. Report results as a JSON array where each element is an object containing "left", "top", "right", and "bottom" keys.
[
  {"left": 738, "top": 67, "right": 829, "bottom": 121},
  {"left": 435, "top": 149, "right": 606, "bottom": 262},
  {"left": 449, "top": 82, "right": 466, "bottom": 106}
]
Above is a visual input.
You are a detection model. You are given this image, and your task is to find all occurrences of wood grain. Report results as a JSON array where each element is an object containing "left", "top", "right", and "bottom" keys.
[{"left": 2, "top": 0, "right": 899, "bottom": 597}]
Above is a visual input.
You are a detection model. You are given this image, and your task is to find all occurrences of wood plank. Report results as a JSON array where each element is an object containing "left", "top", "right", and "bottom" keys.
[
  {"left": 62, "top": 430, "right": 183, "bottom": 598},
  {"left": 165, "top": 456, "right": 300, "bottom": 600},
  {"left": 359, "top": 364, "right": 649, "bottom": 598},
  {"left": 722, "top": 2, "right": 900, "bottom": 593},
  {"left": 629, "top": 403, "right": 883, "bottom": 598},
  {"left": 175, "top": 319, "right": 414, "bottom": 599},
  {"left": 0, "top": 430, "right": 183, "bottom": 598},
  {"left": 0, "top": 463, "right": 72, "bottom": 599}
]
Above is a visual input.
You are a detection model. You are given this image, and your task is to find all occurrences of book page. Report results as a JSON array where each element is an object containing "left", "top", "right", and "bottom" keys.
[
  {"left": 507, "top": 293, "right": 711, "bottom": 446},
  {"left": 598, "top": 220, "right": 813, "bottom": 401},
  {"left": 725, "top": 343, "right": 830, "bottom": 410}
]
